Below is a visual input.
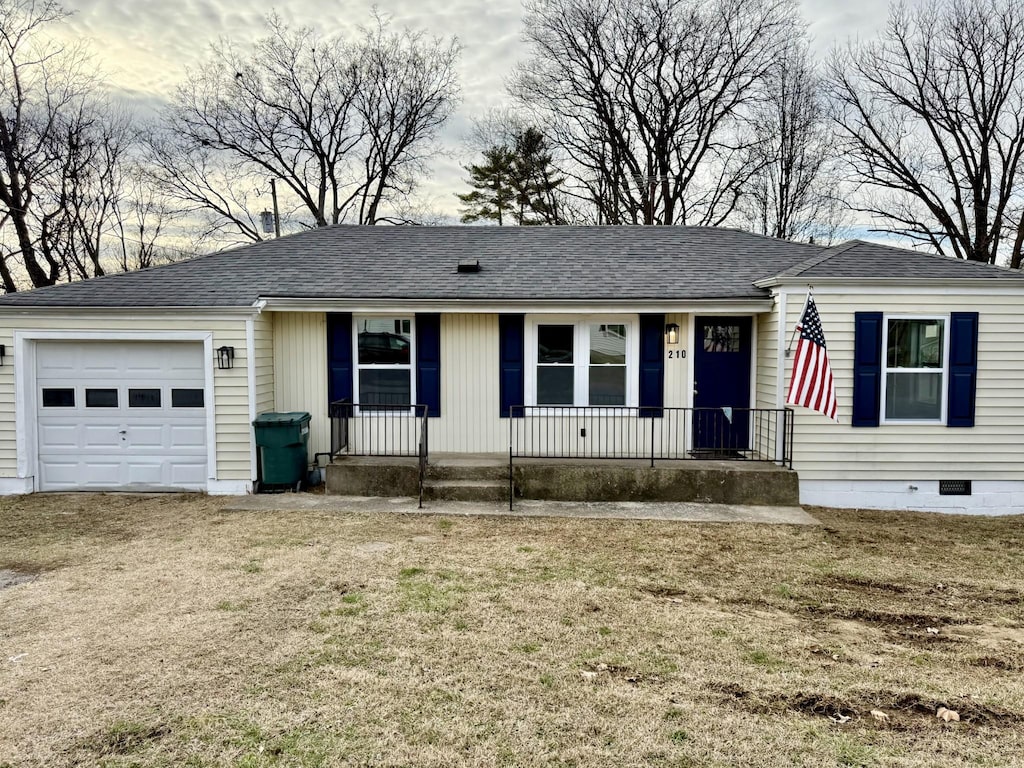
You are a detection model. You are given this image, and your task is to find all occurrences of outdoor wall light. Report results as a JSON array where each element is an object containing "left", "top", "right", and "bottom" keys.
[
  {"left": 216, "top": 345, "right": 235, "bottom": 370},
  {"left": 0, "top": 344, "right": 5, "bottom": 366},
  {"left": 665, "top": 323, "right": 680, "bottom": 345}
]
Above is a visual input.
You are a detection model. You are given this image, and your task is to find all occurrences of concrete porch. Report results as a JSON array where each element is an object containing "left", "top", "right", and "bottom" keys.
[{"left": 325, "top": 453, "right": 799, "bottom": 506}]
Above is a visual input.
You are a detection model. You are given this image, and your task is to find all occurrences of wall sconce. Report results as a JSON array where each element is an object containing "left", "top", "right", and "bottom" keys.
[
  {"left": 0, "top": 344, "right": 5, "bottom": 366},
  {"left": 216, "top": 346, "right": 235, "bottom": 370},
  {"left": 665, "top": 323, "right": 680, "bottom": 345}
]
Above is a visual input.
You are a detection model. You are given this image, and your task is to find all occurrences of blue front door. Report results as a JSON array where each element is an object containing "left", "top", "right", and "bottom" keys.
[{"left": 693, "top": 316, "right": 752, "bottom": 453}]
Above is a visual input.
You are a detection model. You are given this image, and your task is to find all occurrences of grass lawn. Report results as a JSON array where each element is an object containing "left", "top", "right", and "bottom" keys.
[{"left": 0, "top": 495, "right": 1022, "bottom": 767}]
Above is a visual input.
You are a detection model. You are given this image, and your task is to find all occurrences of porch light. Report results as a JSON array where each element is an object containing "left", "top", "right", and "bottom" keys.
[
  {"left": 0, "top": 344, "right": 5, "bottom": 366},
  {"left": 216, "top": 346, "right": 235, "bottom": 370},
  {"left": 665, "top": 323, "right": 680, "bottom": 345}
]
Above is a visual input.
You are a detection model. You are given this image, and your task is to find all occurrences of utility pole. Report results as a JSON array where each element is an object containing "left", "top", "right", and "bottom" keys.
[{"left": 270, "top": 178, "right": 281, "bottom": 238}]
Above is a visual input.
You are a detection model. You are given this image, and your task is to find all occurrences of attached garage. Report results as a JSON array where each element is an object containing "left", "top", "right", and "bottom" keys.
[{"left": 33, "top": 340, "right": 210, "bottom": 491}]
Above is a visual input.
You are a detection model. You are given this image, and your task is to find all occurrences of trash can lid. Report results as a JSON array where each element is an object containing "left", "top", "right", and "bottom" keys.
[{"left": 253, "top": 411, "right": 312, "bottom": 426}]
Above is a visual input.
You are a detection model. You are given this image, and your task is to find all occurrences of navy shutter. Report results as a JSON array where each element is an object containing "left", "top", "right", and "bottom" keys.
[
  {"left": 326, "top": 313, "right": 353, "bottom": 405},
  {"left": 499, "top": 314, "right": 525, "bottom": 418},
  {"left": 852, "top": 312, "right": 883, "bottom": 427},
  {"left": 639, "top": 314, "right": 665, "bottom": 417},
  {"left": 416, "top": 313, "right": 441, "bottom": 416},
  {"left": 947, "top": 312, "right": 978, "bottom": 427}
]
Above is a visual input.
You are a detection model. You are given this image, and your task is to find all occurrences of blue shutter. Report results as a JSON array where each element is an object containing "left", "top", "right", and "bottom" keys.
[
  {"left": 499, "top": 314, "right": 525, "bottom": 418},
  {"left": 947, "top": 312, "right": 978, "bottom": 427},
  {"left": 639, "top": 314, "right": 664, "bottom": 417},
  {"left": 852, "top": 312, "right": 883, "bottom": 427},
  {"left": 326, "top": 313, "right": 353, "bottom": 405},
  {"left": 416, "top": 313, "right": 441, "bottom": 417}
]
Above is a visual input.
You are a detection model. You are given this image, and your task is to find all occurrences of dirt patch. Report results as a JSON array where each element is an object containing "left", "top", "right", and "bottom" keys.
[
  {"left": 0, "top": 569, "right": 37, "bottom": 589},
  {"left": 708, "top": 681, "right": 1023, "bottom": 728},
  {"left": 822, "top": 574, "right": 909, "bottom": 594},
  {"left": 969, "top": 655, "right": 1024, "bottom": 672},
  {"left": 83, "top": 720, "right": 171, "bottom": 756},
  {"left": 801, "top": 603, "right": 966, "bottom": 629}
]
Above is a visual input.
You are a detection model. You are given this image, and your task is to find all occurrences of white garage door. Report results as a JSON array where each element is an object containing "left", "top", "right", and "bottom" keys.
[{"left": 36, "top": 341, "right": 209, "bottom": 491}]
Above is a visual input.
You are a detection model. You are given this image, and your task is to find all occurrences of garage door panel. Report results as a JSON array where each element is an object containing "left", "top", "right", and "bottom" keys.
[
  {"left": 36, "top": 341, "right": 209, "bottom": 492},
  {"left": 37, "top": 424, "right": 79, "bottom": 449}
]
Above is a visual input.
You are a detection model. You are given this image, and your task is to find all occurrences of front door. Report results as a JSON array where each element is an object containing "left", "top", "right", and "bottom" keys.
[{"left": 693, "top": 317, "right": 752, "bottom": 453}]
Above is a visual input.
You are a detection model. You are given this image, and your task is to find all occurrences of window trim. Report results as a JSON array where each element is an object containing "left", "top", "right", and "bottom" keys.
[
  {"left": 352, "top": 314, "right": 416, "bottom": 414},
  {"left": 880, "top": 314, "right": 950, "bottom": 425},
  {"left": 524, "top": 314, "right": 639, "bottom": 408}
]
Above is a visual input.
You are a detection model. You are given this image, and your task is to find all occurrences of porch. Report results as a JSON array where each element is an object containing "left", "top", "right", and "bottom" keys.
[
  {"left": 325, "top": 453, "right": 800, "bottom": 508},
  {"left": 318, "top": 402, "right": 796, "bottom": 508}
]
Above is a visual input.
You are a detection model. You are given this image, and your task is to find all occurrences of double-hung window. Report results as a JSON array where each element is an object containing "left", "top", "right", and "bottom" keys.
[
  {"left": 882, "top": 316, "right": 947, "bottom": 422},
  {"left": 354, "top": 316, "right": 414, "bottom": 409},
  {"left": 527, "top": 317, "right": 636, "bottom": 407}
]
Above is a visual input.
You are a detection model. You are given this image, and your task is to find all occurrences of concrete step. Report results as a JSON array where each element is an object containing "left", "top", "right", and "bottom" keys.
[
  {"left": 423, "top": 479, "right": 509, "bottom": 502},
  {"left": 425, "top": 461, "right": 508, "bottom": 482}
]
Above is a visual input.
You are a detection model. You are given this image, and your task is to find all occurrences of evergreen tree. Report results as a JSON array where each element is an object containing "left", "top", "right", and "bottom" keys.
[{"left": 456, "top": 146, "right": 517, "bottom": 225}]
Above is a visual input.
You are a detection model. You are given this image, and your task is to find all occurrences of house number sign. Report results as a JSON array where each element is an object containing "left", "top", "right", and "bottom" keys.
[{"left": 667, "top": 349, "right": 687, "bottom": 359}]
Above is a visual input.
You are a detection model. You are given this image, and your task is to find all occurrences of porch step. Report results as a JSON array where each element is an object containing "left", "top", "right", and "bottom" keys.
[
  {"left": 422, "top": 479, "right": 508, "bottom": 502},
  {"left": 425, "top": 460, "right": 508, "bottom": 482}
]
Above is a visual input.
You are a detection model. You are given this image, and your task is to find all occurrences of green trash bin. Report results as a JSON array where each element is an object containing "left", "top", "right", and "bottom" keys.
[{"left": 253, "top": 411, "right": 311, "bottom": 492}]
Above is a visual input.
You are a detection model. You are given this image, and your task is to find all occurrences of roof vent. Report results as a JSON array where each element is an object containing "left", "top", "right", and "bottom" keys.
[{"left": 457, "top": 259, "right": 480, "bottom": 273}]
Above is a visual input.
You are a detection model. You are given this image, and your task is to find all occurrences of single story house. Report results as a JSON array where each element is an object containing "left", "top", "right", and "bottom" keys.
[{"left": 0, "top": 225, "right": 1019, "bottom": 515}]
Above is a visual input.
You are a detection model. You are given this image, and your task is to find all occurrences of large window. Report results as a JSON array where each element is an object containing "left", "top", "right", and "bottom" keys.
[
  {"left": 527, "top": 317, "right": 636, "bottom": 407},
  {"left": 355, "top": 316, "right": 414, "bottom": 408},
  {"left": 883, "top": 317, "right": 946, "bottom": 422}
]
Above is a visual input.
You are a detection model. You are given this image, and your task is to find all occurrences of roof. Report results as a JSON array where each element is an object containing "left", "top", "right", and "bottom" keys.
[
  {"left": 0, "top": 226, "right": 1019, "bottom": 309},
  {"left": 774, "top": 240, "right": 1024, "bottom": 281}
]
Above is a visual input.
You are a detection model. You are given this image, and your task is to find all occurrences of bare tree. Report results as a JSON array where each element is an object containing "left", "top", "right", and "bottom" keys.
[
  {"left": 828, "top": 0, "right": 1024, "bottom": 263},
  {"left": 511, "top": 0, "right": 799, "bottom": 226},
  {"left": 741, "top": 42, "right": 844, "bottom": 242},
  {"left": 151, "top": 13, "right": 459, "bottom": 243}
]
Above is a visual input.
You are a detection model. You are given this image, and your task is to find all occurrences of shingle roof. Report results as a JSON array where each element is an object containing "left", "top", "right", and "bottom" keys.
[
  {"left": 0, "top": 226, "right": 1019, "bottom": 309},
  {"left": 777, "top": 240, "right": 1024, "bottom": 280}
]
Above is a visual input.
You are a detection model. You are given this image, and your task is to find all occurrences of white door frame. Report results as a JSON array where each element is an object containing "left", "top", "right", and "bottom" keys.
[{"left": 15, "top": 330, "right": 217, "bottom": 491}]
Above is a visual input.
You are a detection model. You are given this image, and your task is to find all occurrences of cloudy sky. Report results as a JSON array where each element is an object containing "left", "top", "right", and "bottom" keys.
[{"left": 55, "top": 0, "right": 894, "bottom": 222}]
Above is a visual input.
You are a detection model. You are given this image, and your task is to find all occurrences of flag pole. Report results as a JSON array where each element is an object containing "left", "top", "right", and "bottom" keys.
[{"left": 785, "top": 287, "right": 813, "bottom": 358}]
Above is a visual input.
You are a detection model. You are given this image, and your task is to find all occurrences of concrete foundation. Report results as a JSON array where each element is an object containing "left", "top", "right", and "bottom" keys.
[{"left": 325, "top": 455, "right": 799, "bottom": 506}]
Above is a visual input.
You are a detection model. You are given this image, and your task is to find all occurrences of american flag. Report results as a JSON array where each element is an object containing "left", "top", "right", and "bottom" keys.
[{"left": 786, "top": 294, "right": 838, "bottom": 421}]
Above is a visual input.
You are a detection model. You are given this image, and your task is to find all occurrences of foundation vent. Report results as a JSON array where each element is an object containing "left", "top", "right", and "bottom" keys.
[{"left": 939, "top": 480, "right": 972, "bottom": 496}]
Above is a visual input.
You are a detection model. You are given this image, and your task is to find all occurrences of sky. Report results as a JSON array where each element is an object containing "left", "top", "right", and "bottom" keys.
[{"left": 54, "top": 0, "right": 895, "bottom": 224}]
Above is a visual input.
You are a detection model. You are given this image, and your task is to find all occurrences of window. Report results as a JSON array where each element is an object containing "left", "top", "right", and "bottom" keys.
[
  {"left": 355, "top": 316, "right": 413, "bottom": 408},
  {"left": 85, "top": 388, "right": 118, "bottom": 408},
  {"left": 171, "top": 388, "right": 204, "bottom": 408},
  {"left": 129, "top": 388, "right": 161, "bottom": 408},
  {"left": 882, "top": 317, "right": 947, "bottom": 422},
  {"left": 527, "top": 317, "right": 637, "bottom": 407},
  {"left": 42, "top": 388, "right": 75, "bottom": 407}
]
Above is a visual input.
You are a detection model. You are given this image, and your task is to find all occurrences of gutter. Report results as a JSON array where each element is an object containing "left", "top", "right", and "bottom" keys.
[{"left": 254, "top": 296, "right": 775, "bottom": 314}]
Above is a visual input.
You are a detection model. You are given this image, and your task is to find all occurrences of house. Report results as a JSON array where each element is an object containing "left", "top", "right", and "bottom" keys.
[{"left": 0, "top": 225, "right": 1020, "bottom": 515}]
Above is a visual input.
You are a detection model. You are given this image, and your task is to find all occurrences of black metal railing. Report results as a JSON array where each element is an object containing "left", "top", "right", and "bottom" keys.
[
  {"left": 328, "top": 399, "right": 430, "bottom": 508},
  {"left": 508, "top": 406, "right": 794, "bottom": 509}
]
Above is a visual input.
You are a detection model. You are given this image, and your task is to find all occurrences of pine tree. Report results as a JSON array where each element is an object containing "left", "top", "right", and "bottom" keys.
[{"left": 456, "top": 146, "right": 517, "bottom": 225}]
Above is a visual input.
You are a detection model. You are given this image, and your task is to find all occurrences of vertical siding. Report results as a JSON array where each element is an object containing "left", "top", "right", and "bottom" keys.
[
  {"left": 778, "top": 290, "right": 1024, "bottom": 481},
  {"left": 755, "top": 304, "right": 779, "bottom": 411},
  {"left": 663, "top": 313, "right": 689, "bottom": 409},
  {"left": 273, "top": 312, "right": 329, "bottom": 458},
  {"left": 0, "top": 313, "right": 252, "bottom": 480},
  {"left": 253, "top": 312, "right": 275, "bottom": 416},
  {"left": 432, "top": 313, "right": 504, "bottom": 452}
]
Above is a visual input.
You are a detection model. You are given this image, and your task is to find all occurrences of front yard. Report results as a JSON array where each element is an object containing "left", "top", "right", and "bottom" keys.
[{"left": 0, "top": 495, "right": 1022, "bottom": 767}]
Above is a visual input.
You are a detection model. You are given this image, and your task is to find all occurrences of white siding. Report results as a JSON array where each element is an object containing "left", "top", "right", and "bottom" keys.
[
  {"left": 0, "top": 313, "right": 252, "bottom": 481},
  {"left": 432, "top": 313, "right": 504, "bottom": 452},
  {"left": 273, "top": 312, "right": 330, "bottom": 458},
  {"left": 253, "top": 312, "right": 275, "bottom": 416},
  {"left": 663, "top": 313, "right": 690, "bottom": 409},
  {"left": 755, "top": 303, "right": 779, "bottom": 411},
  {"left": 769, "top": 290, "right": 1024, "bottom": 482}
]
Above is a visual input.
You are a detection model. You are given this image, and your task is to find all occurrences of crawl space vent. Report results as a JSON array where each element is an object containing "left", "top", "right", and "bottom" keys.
[{"left": 939, "top": 480, "right": 971, "bottom": 496}]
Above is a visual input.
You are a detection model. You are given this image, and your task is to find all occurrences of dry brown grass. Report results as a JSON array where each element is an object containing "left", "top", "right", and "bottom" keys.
[{"left": 0, "top": 494, "right": 1022, "bottom": 767}]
